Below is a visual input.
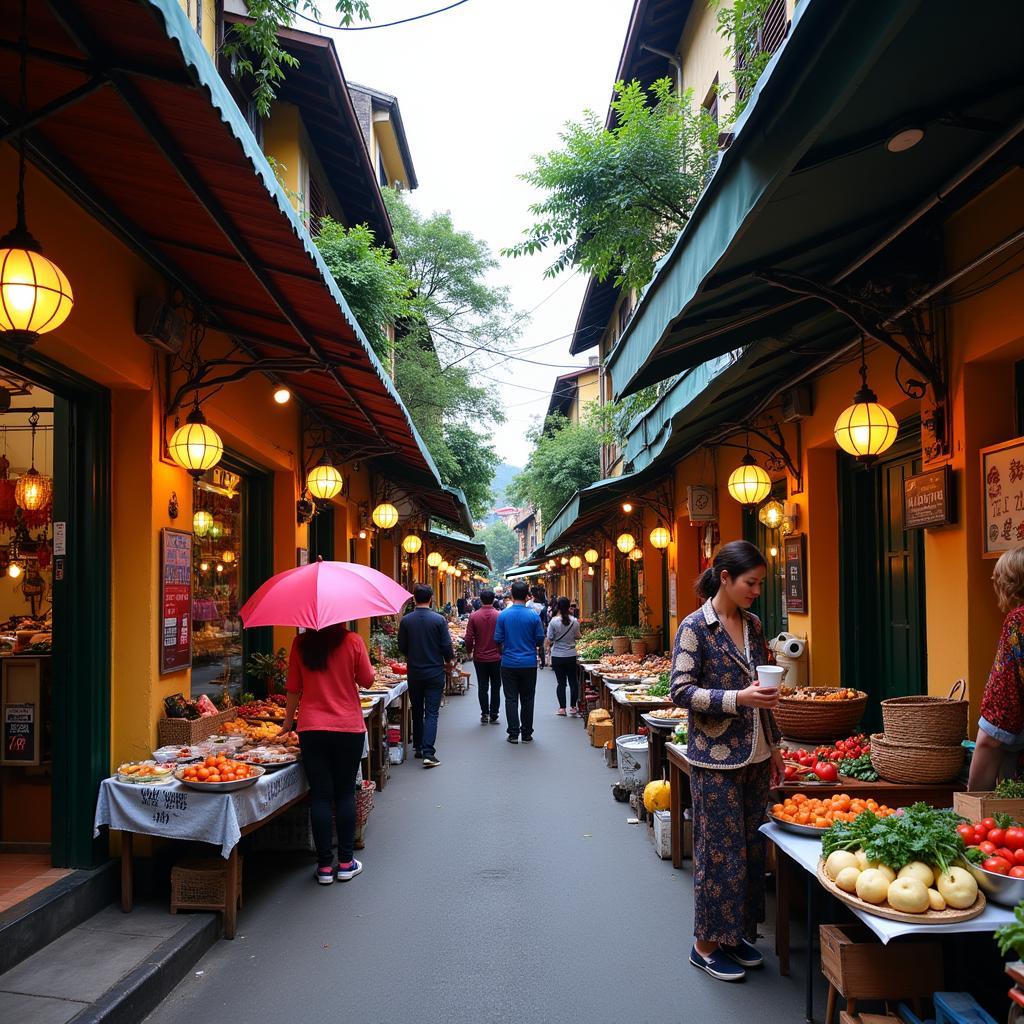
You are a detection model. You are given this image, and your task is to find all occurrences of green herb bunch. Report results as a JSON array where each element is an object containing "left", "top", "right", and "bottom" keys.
[
  {"left": 837, "top": 755, "right": 878, "bottom": 781},
  {"left": 996, "top": 778, "right": 1024, "bottom": 799},
  {"left": 996, "top": 901, "right": 1024, "bottom": 960},
  {"left": 647, "top": 672, "right": 671, "bottom": 698}
]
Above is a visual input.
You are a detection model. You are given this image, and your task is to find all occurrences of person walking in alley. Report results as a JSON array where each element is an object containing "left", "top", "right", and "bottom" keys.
[
  {"left": 526, "top": 586, "right": 549, "bottom": 667},
  {"left": 465, "top": 589, "right": 502, "bottom": 724},
  {"left": 545, "top": 596, "right": 582, "bottom": 716},
  {"left": 398, "top": 584, "right": 453, "bottom": 769},
  {"left": 494, "top": 580, "right": 545, "bottom": 744},
  {"left": 280, "top": 623, "right": 374, "bottom": 885}
]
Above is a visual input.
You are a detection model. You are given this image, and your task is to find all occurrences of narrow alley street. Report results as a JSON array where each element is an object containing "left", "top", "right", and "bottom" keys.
[{"left": 144, "top": 669, "right": 822, "bottom": 1024}]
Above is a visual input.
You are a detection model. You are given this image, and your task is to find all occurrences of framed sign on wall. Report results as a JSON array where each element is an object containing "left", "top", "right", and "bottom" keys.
[
  {"left": 783, "top": 534, "right": 807, "bottom": 615},
  {"left": 904, "top": 465, "right": 955, "bottom": 530},
  {"left": 981, "top": 437, "right": 1024, "bottom": 557},
  {"left": 160, "top": 528, "right": 193, "bottom": 674}
]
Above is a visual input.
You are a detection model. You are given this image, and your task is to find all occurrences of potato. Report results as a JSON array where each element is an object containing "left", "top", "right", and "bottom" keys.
[
  {"left": 897, "top": 861, "right": 934, "bottom": 888},
  {"left": 936, "top": 867, "right": 978, "bottom": 910},
  {"left": 835, "top": 866, "right": 861, "bottom": 893},
  {"left": 887, "top": 877, "right": 929, "bottom": 914},
  {"left": 855, "top": 868, "right": 890, "bottom": 904},
  {"left": 927, "top": 888, "right": 946, "bottom": 912},
  {"left": 854, "top": 850, "right": 870, "bottom": 871},
  {"left": 864, "top": 861, "right": 896, "bottom": 883},
  {"left": 825, "top": 851, "right": 859, "bottom": 881}
]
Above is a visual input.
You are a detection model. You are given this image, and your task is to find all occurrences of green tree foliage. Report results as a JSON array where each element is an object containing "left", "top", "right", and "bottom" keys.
[
  {"left": 314, "top": 217, "right": 415, "bottom": 363},
  {"left": 224, "top": 2, "right": 370, "bottom": 118},
  {"left": 507, "top": 414, "right": 602, "bottom": 527},
  {"left": 438, "top": 422, "right": 500, "bottom": 521},
  {"left": 503, "top": 79, "right": 719, "bottom": 293},
  {"left": 712, "top": 0, "right": 776, "bottom": 119},
  {"left": 476, "top": 521, "right": 519, "bottom": 578},
  {"left": 586, "top": 385, "right": 664, "bottom": 449}
]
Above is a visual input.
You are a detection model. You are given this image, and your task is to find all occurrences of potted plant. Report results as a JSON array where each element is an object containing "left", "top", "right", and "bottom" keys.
[
  {"left": 246, "top": 647, "right": 289, "bottom": 695},
  {"left": 626, "top": 625, "right": 647, "bottom": 657},
  {"left": 606, "top": 576, "right": 633, "bottom": 653},
  {"left": 639, "top": 600, "right": 662, "bottom": 653}
]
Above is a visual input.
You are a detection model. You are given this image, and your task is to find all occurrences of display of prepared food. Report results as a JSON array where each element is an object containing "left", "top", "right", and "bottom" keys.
[
  {"left": 647, "top": 707, "right": 687, "bottom": 720},
  {"left": 234, "top": 745, "right": 299, "bottom": 769},
  {"left": 116, "top": 761, "right": 175, "bottom": 784},
  {"left": 175, "top": 756, "right": 264, "bottom": 791},
  {"left": 235, "top": 700, "right": 286, "bottom": 721},
  {"left": 779, "top": 686, "right": 864, "bottom": 702},
  {"left": 152, "top": 745, "right": 201, "bottom": 763}
]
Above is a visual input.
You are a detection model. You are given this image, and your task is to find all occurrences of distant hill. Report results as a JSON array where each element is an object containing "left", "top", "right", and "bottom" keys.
[{"left": 491, "top": 462, "right": 520, "bottom": 507}]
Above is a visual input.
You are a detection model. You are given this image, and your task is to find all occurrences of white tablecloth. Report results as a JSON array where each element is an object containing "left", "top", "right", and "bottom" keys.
[
  {"left": 94, "top": 763, "right": 308, "bottom": 858},
  {"left": 760, "top": 820, "right": 1015, "bottom": 943}
]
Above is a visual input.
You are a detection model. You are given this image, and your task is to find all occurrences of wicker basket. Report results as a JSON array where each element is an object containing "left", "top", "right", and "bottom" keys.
[
  {"left": 158, "top": 707, "right": 237, "bottom": 747},
  {"left": 170, "top": 857, "right": 243, "bottom": 913},
  {"left": 869, "top": 731, "right": 965, "bottom": 784},
  {"left": 772, "top": 692, "right": 868, "bottom": 741},
  {"left": 354, "top": 781, "right": 376, "bottom": 850},
  {"left": 612, "top": 636, "right": 630, "bottom": 655},
  {"left": 880, "top": 680, "right": 968, "bottom": 746}
]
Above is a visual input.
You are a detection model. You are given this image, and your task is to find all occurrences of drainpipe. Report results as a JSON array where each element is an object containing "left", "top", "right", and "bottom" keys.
[{"left": 640, "top": 44, "right": 683, "bottom": 98}]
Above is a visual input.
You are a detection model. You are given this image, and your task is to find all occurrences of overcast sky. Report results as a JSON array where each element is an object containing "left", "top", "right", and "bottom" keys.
[{"left": 316, "top": 0, "right": 634, "bottom": 470}]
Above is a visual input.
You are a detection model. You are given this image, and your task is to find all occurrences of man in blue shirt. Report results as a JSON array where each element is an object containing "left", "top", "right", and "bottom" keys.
[{"left": 493, "top": 580, "right": 545, "bottom": 744}]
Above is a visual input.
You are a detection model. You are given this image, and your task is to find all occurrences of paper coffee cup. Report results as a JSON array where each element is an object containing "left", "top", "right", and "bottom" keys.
[{"left": 756, "top": 665, "right": 784, "bottom": 692}]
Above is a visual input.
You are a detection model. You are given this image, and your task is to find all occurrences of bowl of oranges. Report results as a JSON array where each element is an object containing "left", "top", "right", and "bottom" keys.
[
  {"left": 175, "top": 755, "right": 264, "bottom": 792},
  {"left": 768, "top": 793, "right": 898, "bottom": 836}
]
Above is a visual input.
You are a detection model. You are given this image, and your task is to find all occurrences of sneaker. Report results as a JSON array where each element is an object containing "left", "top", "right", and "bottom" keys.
[
  {"left": 489, "top": 716, "right": 500, "bottom": 724},
  {"left": 315, "top": 865, "right": 335, "bottom": 886},
  {"left": 568, "top": 708, "right": 578, "bottom": 717},
  {"left": 507, "top": 735, "right": 518, "bottom": 744},
  {"left": 481, "top": 714, "right": 489, "bottom": 725},
  {"left": 689, "top": 946, "right": 746, "bottom": 982},
  {"left": 556, "top": 708, "right": 566, "bottom": 717},
  {"left": 423, "top": 755, "right": 441, "bottom": 768},
  {"left": 720, "top": 939, "right": 763, "bottom": 968},
  {"left": 414, "top": 748, "right": 423, "bottom": 759},
  {"left": 522, "top": 735, "right": 534, "bottom": 742},
  {"left": 336, "top": 859, "right": 363, "bottom": 882}
]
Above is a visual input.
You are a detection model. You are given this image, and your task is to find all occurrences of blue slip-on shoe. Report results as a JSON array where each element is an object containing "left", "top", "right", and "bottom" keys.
[
  {"left": 315, "top": 865, "right": 335, "bottom": 885},
  {"left": 720, "top": 939, "right": 763, "bottom": 968},
  {"left": 689, "top": 945, "right": 746, "bottom": 982},
  {"left": 336, "top": 859, "right": 363, "bottom": 882}
]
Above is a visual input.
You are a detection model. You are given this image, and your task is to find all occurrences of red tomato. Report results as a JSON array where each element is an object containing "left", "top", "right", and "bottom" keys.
[
  {"left": 988, "top": 828, "right": 1007, "bottom": 847},
  {"left": 1013, "top": 849, "right": 1024, "bottom": 866},
  {"left": 999, "top": 848, "right": 1017, "bottom": 864},
  {"left": 956, "top": 823, "right": 975, "bottom": 844},
  {"left": 784, "top": 765, "right": 796, "bottom": 781},
  {"left": 974, "top": 825, "right": 990, "bottom": 845},
  {"left": 1010, "top": 866, "right": 1024, "bottom": 879},
  {"left": 816, "top": 762, "right": 839, "bottom": 782},
  {"left": 981, "top": 818, "right": 998, "bottom": 832},
  {"left": 983, "top": 857, "right": 1011, "bottom": 875},
  {"left": 979, "top": 841, "right": 997, "bottom": 855},
  {"left": 1006, "top": 828, "right": 1024, "bottom": 851}
]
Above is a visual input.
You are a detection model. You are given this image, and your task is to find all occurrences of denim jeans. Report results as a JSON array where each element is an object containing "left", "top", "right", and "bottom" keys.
[
  {"left": 474, "top": 660, "right": 502, "bottom": 718},
  {"left": 501, "top": 665, "right": 538, "bottom": 738},
  {"left": 298, "top": 730, "right": 366, "bottom": 868},
  {"left": 551, "top": 655, "right": 579, "bottom": 709},
  {"left": 409, "top": 674, "right": 445, "bottom": 756}
]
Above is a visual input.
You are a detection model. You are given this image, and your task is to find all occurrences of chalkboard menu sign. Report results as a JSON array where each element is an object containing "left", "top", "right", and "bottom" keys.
[
  {"left": 3, "top": 702, "right": 35, "bottom": 763},
  {"left": 161, "top": 528, "right": 193, "bottom": 674},
  {"left": 904, "top": 466, "right": 954, "bottom": 530},
  {"left": 981, "top": 437, "right": 1024, "bottom": 557},
  {"left": 783, "top": 534, "right": 807, "bottom": 615}
]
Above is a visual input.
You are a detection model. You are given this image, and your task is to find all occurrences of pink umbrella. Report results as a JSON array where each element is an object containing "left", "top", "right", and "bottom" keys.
[{"left": 239, "top": 560, "right": 413, "bottom": 631}]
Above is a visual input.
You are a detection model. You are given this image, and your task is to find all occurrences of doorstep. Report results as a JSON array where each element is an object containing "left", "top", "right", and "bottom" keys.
[{"left": 0, "top": 903, "right": 218, "bottom": 1024}]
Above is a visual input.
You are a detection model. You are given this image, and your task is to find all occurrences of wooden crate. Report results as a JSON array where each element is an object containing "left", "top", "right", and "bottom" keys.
[
  {"left": 839, "top": 1015, "right": 901, "bottom": 1024},
  {"left": 954, "top": 790, "right": 1024, "bottom": 823},
  {"left": 820, "top": 924, "right": 942, "bottom": 999}
]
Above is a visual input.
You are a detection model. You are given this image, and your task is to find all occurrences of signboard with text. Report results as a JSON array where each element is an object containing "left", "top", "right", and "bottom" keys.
[
  {"left": 783, "top": 534, "right": 807, "bottom": 615},
  {"left": 981, "top": 437, "right": 1024, "bottom": 557},
  {"left": 3, "top": 702, "right": 35, "bottom": 764},
  {"left": 161, "top": 528, "right": 193, "bottom": 674},
  {"left": 904, "top": 466, "right": 954, "bottom": 530}
]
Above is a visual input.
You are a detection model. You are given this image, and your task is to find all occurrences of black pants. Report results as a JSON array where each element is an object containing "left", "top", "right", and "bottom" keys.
[
  {"left": 474, "top": 660, "right": 502, "bottom": 718},
  {"left": 409, "top": 673, "right": 445, "bottom": 756},
  {"left": 299, "top": 730, "right": 365, "bottom": 868},
  {"left": 501, "top": 665, "right": 538, "bottom": 738},
  {"left": 551, "top": 655, "right": 579, "bottom": 709}
]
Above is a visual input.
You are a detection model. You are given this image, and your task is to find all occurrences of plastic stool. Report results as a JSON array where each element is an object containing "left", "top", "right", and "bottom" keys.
[{"left": 898, "top": 994, "right": 998, "bottom": 1024}]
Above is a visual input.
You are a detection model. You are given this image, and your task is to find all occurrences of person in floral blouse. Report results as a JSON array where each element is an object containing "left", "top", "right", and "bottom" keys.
[
  {"left": 970, "top": 547, "right": 1024, "bottom": 790},
  {"left": 669, "top": 540, "right": 784, "bottom": 983}
]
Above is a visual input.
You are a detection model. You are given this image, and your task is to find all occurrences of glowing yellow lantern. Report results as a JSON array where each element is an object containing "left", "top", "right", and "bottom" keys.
[
  {"left": 0, "top": 243, "right": 73, "bottom": 343},
  {"left": 629, "top": 546, "right": 643, "bottom": 561},
  {"left": 208, "top": 520, "right": 223, "bottom": 541},
  {"left": 427, "top": 551, "right": 442, "bottom": 568},
  {"left": 649, "top": 526, "right": 671, "bottom": 549},
  {"left": 7, "top": 561, "right": 21, "bottom": 579},
  {"left": 439, "top": 560, "right": 449, "bottom": 573},
  {"left": 758, "top": 499, "right": 785, "bottom": 530},
  {"left": 584, "top": 548, "right": 599, "bottom": 564},
  {"left": 15, "top": 467, "right": 51, "bottom": 512},
  {"left": 402, "top": 534, "right": 422, "bottom": 554},
  {"left": 168, "top": 406, "right": 223, "bottom": 478},
  {"left": 306, "top": 459, "right": 343, "bottom": 502},
  {"left": 834, "top": 384, "right": 898, "bottom": 462},
  {"left": 193, "top": 510, "right": 213, "bottom": 537},
  {"left": 616, "top": 532, "right": 636, "bottom": 554},
  {"left": 273, "top": 387, "right": 291, "bottom": 404},
  {"left": 569, "top": 555, "right": 582, "bottom": 569},
  {"left": 560, "top": 556, "right": 568, "bottom": 565},
  {"left": 727, "top": 454, "right": 771, "bottom": 506},
  {"left": 372, "top": 502, "right": 399, "bottom": 530},
  {"left": 222, "top": 550, "right": 235, "bottom": 563}
]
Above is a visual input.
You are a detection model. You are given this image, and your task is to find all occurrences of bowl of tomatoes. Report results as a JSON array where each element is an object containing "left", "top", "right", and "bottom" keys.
[
  {"left": 175, "top": 755, "right": 264, "bottom": 792},
  {"left": 959, "top": 817, "right": 1024, "bottom": 906}
]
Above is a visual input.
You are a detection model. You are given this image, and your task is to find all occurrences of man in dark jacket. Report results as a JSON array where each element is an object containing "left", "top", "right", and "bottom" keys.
[
  {"left": 465, "top": 590, "right": 502, "bottom": 724},
  {"left": 397, "top": 584, "right": 453, "bottom": 769}
]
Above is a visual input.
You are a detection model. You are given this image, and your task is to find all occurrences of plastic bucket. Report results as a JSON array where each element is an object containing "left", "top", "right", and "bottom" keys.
[{"left": 615, "top": 734, "right": 649, "bottom": 786}]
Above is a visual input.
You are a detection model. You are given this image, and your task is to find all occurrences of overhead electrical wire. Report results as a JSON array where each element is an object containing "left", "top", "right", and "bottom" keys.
[{"left": 288, "top": 0, "right": 472, "bottom": 31}]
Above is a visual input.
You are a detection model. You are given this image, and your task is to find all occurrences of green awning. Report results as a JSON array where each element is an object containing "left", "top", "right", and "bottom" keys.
[
  {"left": 426, "top": 527, "right": 491, "bottom": 569},
  {"left": 504, "top": 564, "right": 544, "bottom": 580},
  {"left": 606, "top": 0, "right": 1024, "bottom": 397}
]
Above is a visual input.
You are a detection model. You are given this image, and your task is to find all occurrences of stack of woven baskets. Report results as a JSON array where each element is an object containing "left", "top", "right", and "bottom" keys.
[{"left": 870, "top": 681, "right": 968, "bottom": 784}]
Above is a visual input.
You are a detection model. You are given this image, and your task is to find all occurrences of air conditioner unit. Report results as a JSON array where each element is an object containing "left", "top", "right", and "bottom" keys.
[
  {"left": 685, "top": 484, "right": 717, "bottom": 522},
  {"left": 135, "top": 297, "right": 185, "bottom": 354},
  {"left": 781, "top": 384, "right": 813, "bottom": 422}
]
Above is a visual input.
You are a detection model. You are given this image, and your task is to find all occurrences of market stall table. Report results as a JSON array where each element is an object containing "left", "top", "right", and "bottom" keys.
[
  {"left": 610, "top": 688, "right": 672, "bottom": 740},
  {"left": 761, "top": 820, "right": 1013, "bottom": 1022},
  {"left": 94, "top": 763, "right": 309, "bottom": 939},
  {"left": 362, "top": 696, "right": 386, "bottom": 791},
  {"left": 363, "top": 679, "right": 410, "bottom": 760},
  {"left": 643, "top": 715, "right": 678, "bottom": 782}
]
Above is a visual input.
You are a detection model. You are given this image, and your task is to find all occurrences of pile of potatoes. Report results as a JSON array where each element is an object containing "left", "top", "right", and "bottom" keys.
[{"left": 823, "top": 850, "right": 979, "bottom": 914}]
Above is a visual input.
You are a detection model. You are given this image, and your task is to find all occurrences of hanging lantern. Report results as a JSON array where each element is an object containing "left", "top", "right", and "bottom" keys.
[
  {"left": 372, "top": 502, "right": 399, "bottom": 530},
  {"left": 584, "top": 548, "right": 599, "bottom": 564},
  {"left": 727, "top": 453, "right": 771, "bottom": 506},
  {"left": 629, "top": 546, "right": 643, "bottom": 561},
  {"left": 834, "top": 377, "right": 898, "bottom": 463},
  {"left": 168, "top": 405, "right": 223, "bottom": 478},
  {"left": 215, "top": 563, "right": 224, "bottom": 574},
  {"left": 616, "top": 532, "right": 636, "bottom": 554},
  {"left": 208, "top": 519, "right": 224, "bottom": 540},
  {"left": 650, "top": 526, "right": 671, "bottom": 549},
  {"left": 402, "top": 534, "right": 422, "bottom": 554},
  {"left": 199, "top": 561, "right": 209, "bottom": 572},
  {"left": 193, "top": 510, "right": 213, "bottom": 537},
  {"left": 560, "top": 556, "right": 569, "bottom": 565},
  {"left": 7, "top": 560, "right": 21, "bottom": 579},
  {"left": 427, "top": 551, "right": 442, "bottom": 568},
  {"left": 439, "top": 560, "right": 449, "bottom": 572},
  {"left": 222, "top": 550, "right": 235, "bottom": 563},
  {"left": 569, "top": 555, "right": 582, "bottom": 569},
  {"left": 273, "top": 387, "right": 291, "bottom": 404},
  {"left": 306, "top": 458, "right": 343, "bottom": 502},
  {"left": 758, "top": 499, "right": 785, "bottom": 530},
  {"left": 14, "top": 411, "right": 51, "bottom": 512},
  {"left": 455, "top": 569, "right": 462, "bottom": 578}
]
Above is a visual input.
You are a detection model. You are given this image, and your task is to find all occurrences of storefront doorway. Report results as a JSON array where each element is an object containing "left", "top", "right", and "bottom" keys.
[
  {"left": 839, "top": 422, "right": 927, "bottom": 730},
  {"left": 743, "top": 481, "right": 787, "bottom": 640}
]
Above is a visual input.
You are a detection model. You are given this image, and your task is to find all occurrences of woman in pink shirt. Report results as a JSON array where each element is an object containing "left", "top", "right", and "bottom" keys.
[{"left": 280, "top": 623, "right": 375, "bottom": 885}]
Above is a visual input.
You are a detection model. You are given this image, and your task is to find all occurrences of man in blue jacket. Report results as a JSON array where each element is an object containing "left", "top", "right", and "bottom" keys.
[{"left": 493, "top": 580, "right": 545, "bottom": 744}]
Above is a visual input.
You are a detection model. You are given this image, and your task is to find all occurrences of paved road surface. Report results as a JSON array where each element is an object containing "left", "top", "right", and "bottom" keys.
[{"left": 145, "top": 665, "right": 821, "bottom": 1024}]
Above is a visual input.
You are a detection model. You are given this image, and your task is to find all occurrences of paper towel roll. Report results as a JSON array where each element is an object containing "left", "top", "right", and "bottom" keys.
[{"left": 781, "top": 638, "right": 805, "bottom": 659}]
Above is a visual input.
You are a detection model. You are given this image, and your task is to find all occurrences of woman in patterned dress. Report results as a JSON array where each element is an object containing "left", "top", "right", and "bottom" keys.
[
  {"left": 969, "top": 547, "right": 1024, "bottom": 790},
  {"left": 669, "top": 540, "right": 784, "bottom": 983}
]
